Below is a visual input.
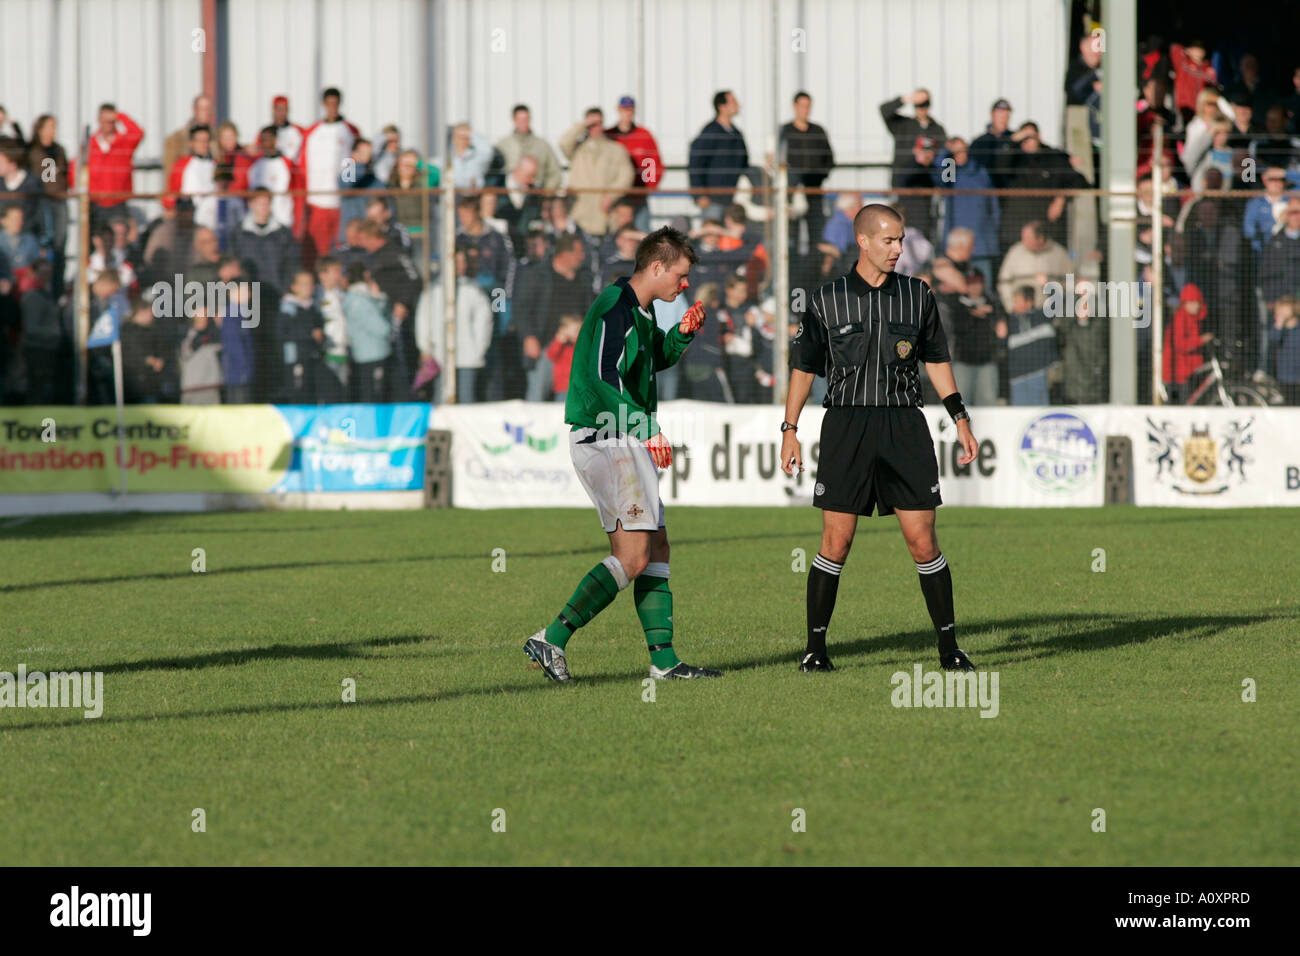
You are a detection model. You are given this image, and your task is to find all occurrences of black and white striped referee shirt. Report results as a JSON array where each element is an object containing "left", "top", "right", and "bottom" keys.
[{"left": 790, "top": 267, "right": 950, "bottom": 407}]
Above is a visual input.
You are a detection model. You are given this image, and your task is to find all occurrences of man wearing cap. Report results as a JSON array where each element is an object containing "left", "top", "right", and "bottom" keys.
[
  {"left": 270, "top": 96, "right": 304, "bottom": 163},
  {"left": 606, "top": 96, "right": 662, "bottom": 232},
  {"left": 970, "top": 99, "right": 1017, "bottom": 189},
  {"left": 880, "top": 89, "right": 947, "bottom": 188}
]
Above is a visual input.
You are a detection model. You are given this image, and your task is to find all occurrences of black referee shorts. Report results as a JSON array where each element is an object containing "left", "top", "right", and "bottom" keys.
[{"left": 813, "top": 406, "right": 941, "bottom": 516}]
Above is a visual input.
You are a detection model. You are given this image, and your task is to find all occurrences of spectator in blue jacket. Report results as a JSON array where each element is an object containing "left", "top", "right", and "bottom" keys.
[
  {"left": 86, "top": 271, "right": 129, "bottom": 405},
  {"left": 1243, "top": 166, "right": 1296, "bottom": 254},
  {"left": 216, "top": 256, "right": 255, "bottom": 403},
  {"left": 1259, "top": 200, "right": 1300, "bottom": 307},
  {"left": 0, "top": 205, "right": 43, "bottom": 273},
  {"left": 688, "top": 91, "right": 749, "bottom": 220},
  {"left": 934, "top": 138, "right": 1001, "bottom": 286},
  {"left": 449, "top": 123, "right": 495, "bottom": 190},
  {"left": 338, "top": 137, "right": 387, "bottom": 244}
]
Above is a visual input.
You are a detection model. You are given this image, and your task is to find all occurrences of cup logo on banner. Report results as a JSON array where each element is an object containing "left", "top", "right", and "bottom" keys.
[
  {"left": 1146, "top": 417, "right": 1254, "bottom": 495},
  {"left": 1017, "top": 412, "right": 1099, "bottom": 493}
]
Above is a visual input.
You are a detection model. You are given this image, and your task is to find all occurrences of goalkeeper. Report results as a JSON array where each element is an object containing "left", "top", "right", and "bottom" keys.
[{"left": 523, "top": 226, "right": 722, "bottom": 683}]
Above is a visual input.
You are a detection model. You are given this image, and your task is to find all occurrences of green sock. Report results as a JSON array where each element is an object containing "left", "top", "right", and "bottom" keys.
[
  {"left": 634, "top": 573, "right": 680, "bottom": 670},
  {"left": 545, "top": 562, "right": 621, "bottom": 649}
]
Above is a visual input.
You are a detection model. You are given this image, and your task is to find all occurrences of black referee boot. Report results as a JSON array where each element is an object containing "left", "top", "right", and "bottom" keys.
[
  {"left": 940, "top": 649, "right": 976, "bottom": 672},
  {"left": 799, "top": 651, "right": 836, "bottom": 672}
]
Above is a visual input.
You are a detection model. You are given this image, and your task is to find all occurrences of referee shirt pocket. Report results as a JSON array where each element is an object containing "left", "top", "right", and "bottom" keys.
[
  {"left": 828, "top": 321, "right": 867, "bottom": 369},
  {"left": 886, "top": 321, "right": 919, "bottom": 365}
]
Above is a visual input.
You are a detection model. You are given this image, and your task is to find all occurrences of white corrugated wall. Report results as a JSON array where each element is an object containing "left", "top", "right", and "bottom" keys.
[
  {"left": 1, "top": 0, "right": 1066, "bottom": 193},
  {"left": 2, "top": 0, "right": 202, "bottom": 191}
]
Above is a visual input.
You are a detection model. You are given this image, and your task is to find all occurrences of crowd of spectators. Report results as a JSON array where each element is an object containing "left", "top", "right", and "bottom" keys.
[{"left": 2, "top": 27, "right": 1300, "bottom": 409}]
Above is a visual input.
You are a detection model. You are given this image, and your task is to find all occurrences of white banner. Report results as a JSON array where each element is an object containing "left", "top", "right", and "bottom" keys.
[{"left": 434, "top": 402, "right": 1300, "bottom": 509}]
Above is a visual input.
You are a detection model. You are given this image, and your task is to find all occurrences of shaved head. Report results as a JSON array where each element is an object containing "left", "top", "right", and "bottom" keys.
[{"left": 854, "top": 203, "right": 903, "bottom": 238}]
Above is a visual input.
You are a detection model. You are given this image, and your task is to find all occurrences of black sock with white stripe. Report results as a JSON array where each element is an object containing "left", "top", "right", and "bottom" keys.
[
  {"left": 807, "top": 553, "right": 844, "bottom": 656},
  {"left": 915, "top": 553, "right": 957, "bottom": 655}
]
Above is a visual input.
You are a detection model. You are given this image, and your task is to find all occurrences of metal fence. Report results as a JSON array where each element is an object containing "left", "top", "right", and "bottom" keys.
[{"left": 5, "top": 172, "right": 1300, "bottom": 412}]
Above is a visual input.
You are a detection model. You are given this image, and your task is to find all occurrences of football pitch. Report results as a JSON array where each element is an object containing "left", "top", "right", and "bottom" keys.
[{"left": 1, "top": 506, "right": 1295, "bottom": 866}]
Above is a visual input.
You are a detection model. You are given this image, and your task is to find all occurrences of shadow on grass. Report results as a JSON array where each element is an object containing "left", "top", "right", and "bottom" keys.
[
  {"left": 0, "top": 515, "right": 393, "bottom": 541},
  {"left": 792, "top": 610, "right": 1290, "bottom": 670},
  {"left": 1, "top": 610, "right": 1288, "bottom": 733},
  {"left": 45, "top": 633, "right": 436, "bottom": 676},
  {"left": 0, "top": 528, "right": 868, "bottom": 594}
]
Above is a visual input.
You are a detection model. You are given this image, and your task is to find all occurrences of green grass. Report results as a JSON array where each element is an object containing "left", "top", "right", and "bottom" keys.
[{"left": 0, "top": 506, "right": 1296, "bottom": 866}]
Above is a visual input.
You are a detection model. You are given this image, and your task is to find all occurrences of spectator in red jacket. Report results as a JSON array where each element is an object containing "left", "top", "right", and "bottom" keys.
[
  {"left": 1163, "top": 283, "right": 1213, "bottom": 403},
  {"left": 605, "top": 95, "right": 662, "bottom": 231},
  {"left": 87, "top": 103, "right": 143, "bottom": 231},
  {"left": 1169, "top": 40, "right": 1218, "bottom": 124}
]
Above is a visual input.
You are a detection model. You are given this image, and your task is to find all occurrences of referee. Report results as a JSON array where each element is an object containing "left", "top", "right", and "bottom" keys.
[{"left": 780, "top": 204, "right": 979, "bottom": 673}]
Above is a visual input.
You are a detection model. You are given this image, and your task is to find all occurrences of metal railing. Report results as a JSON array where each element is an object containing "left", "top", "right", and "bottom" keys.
[{"left": 7, "top": 168, "right": 1299, "bottom": 412}]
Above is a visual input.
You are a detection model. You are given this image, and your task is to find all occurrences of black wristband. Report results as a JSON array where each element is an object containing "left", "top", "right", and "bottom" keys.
[{"left": 942, "top": 391, "right": 968, "bottom": 421}]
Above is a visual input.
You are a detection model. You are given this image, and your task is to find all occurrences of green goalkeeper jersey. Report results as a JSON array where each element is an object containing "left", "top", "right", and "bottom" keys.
[{"left": 564, "top": 276, "right": 695, "bottom": 439}]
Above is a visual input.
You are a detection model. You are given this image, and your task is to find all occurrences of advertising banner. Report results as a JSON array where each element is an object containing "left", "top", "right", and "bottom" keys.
[
  {"left": 438, "top": 402, "right": 1300, "bottom": 510},
  {"left": 272, "top": 404, "right": 430, "bottom": 493},
  {"left": 1128, "top": 406, "right": 1300, "bottom": 507},
  {"left": 0, "top": 404, "right": 430, "bottom": 494}
]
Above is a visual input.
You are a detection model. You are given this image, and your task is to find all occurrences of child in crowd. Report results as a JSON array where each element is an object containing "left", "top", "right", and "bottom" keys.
[
  {"left": 717, "top": 273, "right": 772, "bottom": 404},
  {"left": 1163, "top": 283, "right": 1212, "bottom": 404},
  {"left": 679, "top": 282, "right": 733, "bottom": 403},
  {"left": 315, "top": 255, "right": 350, "bottom": 402},
  {"left": 343, "top": 260, "right": 392, "bottom": 403},
  {"left": 545, "top": 314, "right": 583, "bottom": 403},
  {"left": 180, "top": 305, "right": 223, "bottom": 405},
  {"left": 120, "top": 300, "right": 168, "bottom": 404},
  {"left": 1006, "top": 284, "right": 1057, "bottom": 406},
  {"left": 277, "top": 270, "right": 325, "bottom": 403},
  {"left": 1268, "top": 296, "right": 1300, "bottom": 405}
]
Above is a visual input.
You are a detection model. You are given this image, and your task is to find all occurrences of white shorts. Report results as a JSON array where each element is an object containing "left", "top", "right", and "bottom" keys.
[{"left": 570, "top": 428, "right": 665, "bottom": 533}]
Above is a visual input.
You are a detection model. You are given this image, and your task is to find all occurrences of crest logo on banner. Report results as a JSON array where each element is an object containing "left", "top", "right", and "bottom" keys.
[{"left": 1147, "top": 418, "right": 1254, "bottom": 495}]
